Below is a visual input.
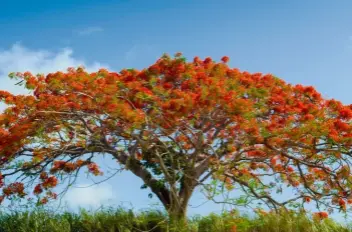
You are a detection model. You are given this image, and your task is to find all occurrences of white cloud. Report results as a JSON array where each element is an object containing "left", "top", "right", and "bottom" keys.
[
  {"left": 0, "top": 42, "right": 106, "bottom": 76},
  {"left": 76, "top": 26, "right": 104, "bottom": 36},
  {"left": 63, "top": 183, "right": 114, "bottom": 209},
  {"left": 0, "top": 43, "right": 108, "bottom": 111}
]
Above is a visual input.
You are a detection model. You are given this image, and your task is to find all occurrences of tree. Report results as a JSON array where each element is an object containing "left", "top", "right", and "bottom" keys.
[{"left": 0, "top": 53, "right": 352, "bottom": 221}]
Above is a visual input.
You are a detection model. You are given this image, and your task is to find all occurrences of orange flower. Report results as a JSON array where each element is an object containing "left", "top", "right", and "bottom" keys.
[
  {"left": 39, "top": 172, "right": 48, "bottom": 180},
  {"left": 203, "top": 57, "right": 212, "bottom": 64},
  {"left": 3, "top": 182, "right": 25, "bottom": 197},
  {"left": 42, "top": 176, "right": 58, "bottom": 189},
  {"left": 221, "top": 56, "right": 230, "bottom": 63},
  {"left": 88, "top": 163, "right": 102, "bottom": 176},
  {"left": 287, "top": 166, "right": 294, "bottom": 172},
  {"left": 291, "top": 181, "right": 300, "bottom": 187},
  {"left": 33, "top": 184, "right": 43, "bottom": 195},
  {"left": 76, "top": 159, "right": 85, "bottom": 167},
  {"left": 40, "top": 197, "right": 48, "bottom": 205},
  {"left": 63, "top": 162, "right": 77, "bottom": 173},
  {"left": 338, "top": 198, "right": 346, "bottom": 211},
  {"left": 339, "top": 108, "right": 352, "bottom": 119},
  {"left": 193, "top": 56, "right": 201, "bottom": 64},
  {"left": 313, "top": 211, "right": 328, "bottom": 220},
  {"left": 334, "top": 120, "right": 350, "bottom": 131}
]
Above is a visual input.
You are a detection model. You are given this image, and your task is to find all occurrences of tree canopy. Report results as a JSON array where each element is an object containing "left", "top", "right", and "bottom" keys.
[{"left": 0, "top": 53, "right": 352, "bottom": 219}]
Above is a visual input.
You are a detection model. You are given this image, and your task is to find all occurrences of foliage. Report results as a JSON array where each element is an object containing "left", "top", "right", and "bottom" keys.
[
  {"left": 1, "top": 53, "right": 352, "bottom": 218},
  {"left": 0, "top": 207, "right": 349, "bottom": 232}
]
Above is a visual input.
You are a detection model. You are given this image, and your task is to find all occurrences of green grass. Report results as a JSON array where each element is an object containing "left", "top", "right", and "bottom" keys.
[{"left": 0, "top": 207, "right": 350, "bottom": 232}]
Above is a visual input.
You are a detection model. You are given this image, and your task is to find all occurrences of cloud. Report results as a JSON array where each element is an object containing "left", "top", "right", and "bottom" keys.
[
  {"left": 76, "top": 26, "right": 104, "bottom": 36},
  {"left": 0, "top": 42, "right": 107, "bottom": 92},
  {"left": 63, "top": 183, "right": 114, "bottom": 209},
  {"left": 0, "top": 43, "right": 108, "bottom": 110}
]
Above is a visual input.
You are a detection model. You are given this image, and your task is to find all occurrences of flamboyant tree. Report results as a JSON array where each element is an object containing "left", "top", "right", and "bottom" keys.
[{"left": 0, "top": 53, "right": 352, "bottom": 220}]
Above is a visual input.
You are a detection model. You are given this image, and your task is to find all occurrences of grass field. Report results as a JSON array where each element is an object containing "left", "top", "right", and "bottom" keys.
[{"left": 0, "top": 207, "right": 350, "bottom": 232}]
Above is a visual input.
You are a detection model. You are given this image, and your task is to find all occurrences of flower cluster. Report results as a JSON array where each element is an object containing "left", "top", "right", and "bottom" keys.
[{"left": 3, "top": 182, "right": 25, "bottom": 197}]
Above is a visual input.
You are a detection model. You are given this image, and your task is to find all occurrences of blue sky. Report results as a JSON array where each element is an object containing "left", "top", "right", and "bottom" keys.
[{"left": 1, "top": 0, "right": 352, "bottom": 220}]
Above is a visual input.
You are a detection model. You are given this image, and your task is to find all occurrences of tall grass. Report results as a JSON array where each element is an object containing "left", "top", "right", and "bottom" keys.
[{"left": 0, "top": 207, "right": 350, "bottom": 232}]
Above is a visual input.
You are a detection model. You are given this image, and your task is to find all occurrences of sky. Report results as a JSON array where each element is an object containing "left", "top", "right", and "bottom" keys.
[{"left": 1, "top": 0, "right": 352, "bottom": 220}]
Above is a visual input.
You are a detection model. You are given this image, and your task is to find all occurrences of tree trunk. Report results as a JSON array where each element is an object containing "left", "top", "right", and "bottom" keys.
[
  {"left": 166, "top": 198, "right": 190, "bottom": 228},
  {"left": 168, "top": 205, "right": 186, "bottom": 219},
  {"left": 165, "top": 177, "right": 196, "bottom": 226},
  {"left": 111, "top": 150, "right": 207, "bottom": 226},
  {"left": 165, "top": 163, "right": 209, "bottom": 226}
]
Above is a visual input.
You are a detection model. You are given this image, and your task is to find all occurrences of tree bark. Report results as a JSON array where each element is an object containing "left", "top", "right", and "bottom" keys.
[
  {"left": 166, "top": 161, "right": 209, "bottom": 223},
  {"left": 111, "top": 150, "right": 209, "bottom": 224},
  {"left": 165, "top": 187, "right": 194, "bottom": 226},
  {"left": 111, "top": 151, "right": 171, "bottom": 206}
]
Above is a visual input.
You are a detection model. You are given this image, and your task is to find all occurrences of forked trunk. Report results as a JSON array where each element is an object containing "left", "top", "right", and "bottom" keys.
[{"left": 165, "top": 182, "right": 195, "bottom": 227}]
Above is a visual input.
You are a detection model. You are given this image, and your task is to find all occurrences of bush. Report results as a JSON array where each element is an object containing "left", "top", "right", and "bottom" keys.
[{"left": 0, "top": 207, "right": 350, "bottom": 232}]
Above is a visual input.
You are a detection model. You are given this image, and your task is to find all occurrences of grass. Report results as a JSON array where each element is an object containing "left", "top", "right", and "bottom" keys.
[{"left": 0, "top": 207, "right": 350, "bottom": 232}]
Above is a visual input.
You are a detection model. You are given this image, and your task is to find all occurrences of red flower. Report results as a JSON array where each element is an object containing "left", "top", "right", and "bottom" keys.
[
  {"left": 42, "top": 176, "right": 58, "bottom": 189},
  {"left": 221, "top": 56, "right": 230, "bottom": 63},
  {"left": 63, "top": 162, "right": 77, "bottom": 173},
  {"left": 33, "top": 184, "right": 43, "bottom": 195},
  {"left": 334, "top": 120, "right": 350, "bottom": 131},
  {"left": 338, "top": 198, "right": 346, "bottom": 206},
  {"left": 314, "top": 211, "right": 328, "bottom": 220},
  {"left": 40, "top": 197, "right": 48, "bottom": 205},
  {"left": 76, "top": 159, "right": 86, "bottom": 167},
  {"left": 303, "top": 114, "right": 314, "bottom": 121},
  {"left": 39, "top": 172, "right": 48, "bottom": 180},
  {"left": 163, "top": 82, "right": 173, "bottom": 89},
  {"left": 339, "top": 108, "right": 352, "bottom": 119},
  {"left": 3, "top": 182, "right": 25, "bottom": 197},
  {"left": 193, "top": 56, "right": 201, "bottom": 64},
  {"left": 88, "top": 163, "right": 102, "bottom": 176},
  {"left": 203, "top": 57, "right": 212, "bottom": 64},
  {"left": 304, "top": 197, "right": 311, "bottom": 203}
]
